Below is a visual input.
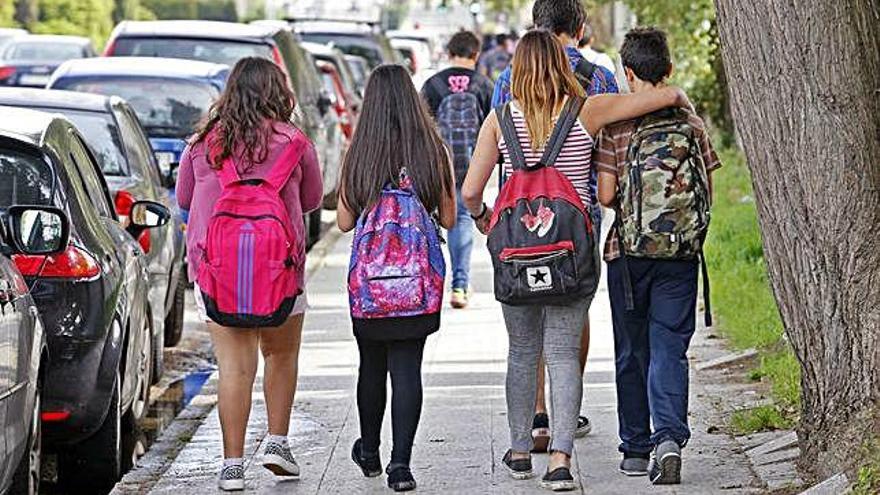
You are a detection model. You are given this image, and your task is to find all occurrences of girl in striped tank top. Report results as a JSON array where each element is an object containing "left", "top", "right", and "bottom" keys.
[{"left": 461, "top": 29, "right": 692, "bottom": 491}]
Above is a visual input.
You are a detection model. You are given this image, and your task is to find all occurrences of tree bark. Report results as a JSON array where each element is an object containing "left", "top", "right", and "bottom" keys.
[
  {"left": 13, "top": 0, "right": 37, "bottom": 26},
  {"left": 713, "top": 0, "right": 880, "bottom": 479}
]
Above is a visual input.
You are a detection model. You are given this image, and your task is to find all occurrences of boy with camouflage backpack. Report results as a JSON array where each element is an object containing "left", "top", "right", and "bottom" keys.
[{"left": 596, "top": 27, "right": 721, "bottom": 485}]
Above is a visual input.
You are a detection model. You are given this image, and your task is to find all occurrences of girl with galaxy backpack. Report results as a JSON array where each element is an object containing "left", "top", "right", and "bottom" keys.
[{"left": 336, "top": 64, "right": 456, "bottom": 492}]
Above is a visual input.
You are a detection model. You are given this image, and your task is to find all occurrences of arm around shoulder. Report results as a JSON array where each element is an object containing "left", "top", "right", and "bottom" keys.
[{"left": 581, "top": 86, "right": 687, "bottom": 136}]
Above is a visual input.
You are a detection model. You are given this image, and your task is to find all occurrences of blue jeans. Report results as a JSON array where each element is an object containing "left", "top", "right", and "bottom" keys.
[
  {"left": 447, "top": 189, "right": 473, "bottom": 290},
  {"left": 607, "top": 256, "right": 698, "bottom": 456}
]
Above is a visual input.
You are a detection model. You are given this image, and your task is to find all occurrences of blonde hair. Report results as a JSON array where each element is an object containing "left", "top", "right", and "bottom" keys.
[{"left": 510, "top": 29, "right": 586, "bottom": 149}]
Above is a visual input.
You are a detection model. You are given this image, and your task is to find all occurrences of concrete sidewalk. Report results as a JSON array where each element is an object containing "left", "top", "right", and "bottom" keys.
[{"left": 139, "top": 226, "right": 760, "bottom": 494}]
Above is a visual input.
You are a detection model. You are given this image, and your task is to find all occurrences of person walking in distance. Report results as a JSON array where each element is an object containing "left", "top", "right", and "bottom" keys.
[
  {"left": 422, "top": 30, "right": 494, "bottom": 309},
  {"left": 463, "top": 30, "right": 692, "bottom": 491},
  {"left": 176, "top": 57, "right": 323, "bottom": 491},
  {"left": 337, "top": 65, "right": 456, "bottom": 492},
  {"left": 492, "top": 0, "right": 620, "bottom": 450}
]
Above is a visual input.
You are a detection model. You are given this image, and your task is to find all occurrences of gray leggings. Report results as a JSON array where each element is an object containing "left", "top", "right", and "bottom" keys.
[{"left": 502, "top": 298, "right": 590, "bottom": 456}]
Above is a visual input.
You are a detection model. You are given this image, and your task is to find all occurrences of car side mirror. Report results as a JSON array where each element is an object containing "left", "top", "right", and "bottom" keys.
[
  {"left": 126, "top": 200, "right": 170, "bottom": 239},
  {"left": 5, "top": 206, "right": 70, "bottom": 256},
  {"left": 317, "top": 94, "right": 333, "bottom": 116}
]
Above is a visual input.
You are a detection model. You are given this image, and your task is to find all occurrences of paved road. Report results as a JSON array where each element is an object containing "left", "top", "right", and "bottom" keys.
[{"left": 133, "top": 221, "right": 760, "bottom": 494}]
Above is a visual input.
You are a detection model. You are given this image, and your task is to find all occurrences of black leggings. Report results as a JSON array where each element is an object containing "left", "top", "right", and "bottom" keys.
[{"left": 356, "top": 336, "right": 426, "bottom": 468}]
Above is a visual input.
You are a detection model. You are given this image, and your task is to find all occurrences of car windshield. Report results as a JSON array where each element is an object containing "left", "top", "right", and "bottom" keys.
[
  {"left": 59, "top": 78, "right": 217, "bottom": 138},
  {"left": 112, "top": 37, "right": 273, "bottom": 66},
  {"left": 4, "top": 41, "right": 83, "bottom": 62},
  {"left": 0, "top": 146, "right": 54, "bottom": 208},
  {"left": 300, "top": 34, "right": 384, "bottom": 69},
  {"left": 30, "top": 108, "right": 128, "bottom": 176}
]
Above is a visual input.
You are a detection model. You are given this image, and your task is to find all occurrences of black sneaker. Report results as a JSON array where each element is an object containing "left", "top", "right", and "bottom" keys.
[
  {"left": 619, "top": 454, "right": 649, "bottom": 476},
  {"left": 540, "top": 466, "right": 576, "bottom": 491},
  {"left": 648, "top": 440, "right": 682, "bottom": 485},
  {"left": 575, "top": 416, "right": 592, "bottom": 438},
  {"left": 386, "top": 466, "right": 417, "bottom": 492},
  {"left": 531, "top": 413, "right": 551, "bottom": 453},
  {"left": 351, "top": 438, "right": 382, "bottom": 478},
  {"left": 502, "top": 449, "right": 534, "bottom": 480}
]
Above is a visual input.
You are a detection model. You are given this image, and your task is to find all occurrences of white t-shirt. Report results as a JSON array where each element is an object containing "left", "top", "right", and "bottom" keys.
[{"left": 580, "top": 46, "right": 616, "bottom": 74}]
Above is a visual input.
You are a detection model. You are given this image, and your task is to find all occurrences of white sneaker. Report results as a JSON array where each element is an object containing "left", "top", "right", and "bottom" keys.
[
  {"left": 218, "top": 464, "right": 245, "bottom": 491},
  {"left": 262, "top": 441, "right": 300, "bottom": 478}
]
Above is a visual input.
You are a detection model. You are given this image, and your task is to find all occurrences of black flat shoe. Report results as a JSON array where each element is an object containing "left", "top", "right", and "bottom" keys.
[
  {"left": 386, "top": 466, "right": 417, "bottom": 492},
  {"left": 351, "top": 438, "right": 382, "bottom": 477},
  {"left": 540, "top": 467, "right": 576, "bottom": 491}
]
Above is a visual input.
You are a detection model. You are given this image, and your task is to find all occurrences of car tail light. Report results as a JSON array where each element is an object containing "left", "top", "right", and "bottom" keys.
[
  {"left": 42, "top": 411, "right": 71, "bottom": 422},
  {"left": 102, "top": 39, "right": 116, "bottom": 56},
  {"left": 0, "top": 66, "right": 15, "bottom": 82},
  {"left": 340, "top": 111, "right": 354, "bottom": 140},
  {"left": 114, "top": 190, "right": 152, "bottom": 253},
  {"left": 13, "top": 245, "right": 101, "bottom": 280}
]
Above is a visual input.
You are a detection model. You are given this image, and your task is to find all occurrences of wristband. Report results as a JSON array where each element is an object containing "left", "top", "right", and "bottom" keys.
[{"left": 470, "top": 203, "right": 488, "bottom": 221}]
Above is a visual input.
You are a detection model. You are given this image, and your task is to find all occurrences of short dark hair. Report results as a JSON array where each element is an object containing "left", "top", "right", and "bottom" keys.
[
  {"left": 532, "top": 0, "right": 586, "bottom": 37},
  {"left": 447, "top": 30, "right": 481, "bottom": 59},
  {"left": 620, "top": 27, "right": 671, "bottom": 84},
  {"left": 494, "top": 33, "right": 510, "bottom": 46}
]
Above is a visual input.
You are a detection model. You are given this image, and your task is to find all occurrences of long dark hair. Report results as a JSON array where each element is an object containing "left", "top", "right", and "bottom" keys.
[
  {"left": 340, "top": 64, "right": 452, "bottom": 216},
  {"left": 193, "top": 57, "right": 296, "bottom": 169}
]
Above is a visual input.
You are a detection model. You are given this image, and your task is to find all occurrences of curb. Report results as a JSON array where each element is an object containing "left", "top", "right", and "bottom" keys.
[{"left": 110, "top": 225, "right": 344, "bottom": 494}]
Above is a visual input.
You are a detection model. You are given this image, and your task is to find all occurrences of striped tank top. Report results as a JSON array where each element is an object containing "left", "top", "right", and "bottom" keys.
[{"left": 498, "top": 103, "right": 594, "bottom": 207}]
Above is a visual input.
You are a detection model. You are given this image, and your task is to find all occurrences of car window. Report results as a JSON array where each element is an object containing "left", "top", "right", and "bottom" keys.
[
  {"left": 29, "top": 107, "right": 129, "bottom": 177},
  {"left": 4, "top": 41, "right": 86, "bottom": 62},
  {"left": 112, "top": 37, "right": 273, "bottom": 66},
  {"left": 68, "top": 134, "right": 114, "bottom": 218},
  {"left": 116, "top": 108, "right": 161, "bottom": 187},
  {"left": 55, "top": 78, "right": 218, "bottom": 138},
  {"left": 320, "top": 72, "right": 338, "bottom": 103},
  {"left": 300, "top": 33, "right": 384, "bottom": 69},
  {"left": 0, "top": 145, "right": 54, "bottom": 207}
]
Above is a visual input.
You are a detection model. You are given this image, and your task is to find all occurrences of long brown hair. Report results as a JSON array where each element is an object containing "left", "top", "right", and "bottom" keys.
[
  {"left": 511, "top": 29, "right": 585, "bottom": 149},
  {"left": 339, "top": 64, "right": 452, "bottom": 216},
  {"left": 193, "top": 57, "right": 296, "bottom": 169}
]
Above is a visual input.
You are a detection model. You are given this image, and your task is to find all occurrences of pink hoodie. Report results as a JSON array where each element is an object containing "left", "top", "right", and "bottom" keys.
[{"left": 176, "top": 123, "right": 323, "bottom": 288}]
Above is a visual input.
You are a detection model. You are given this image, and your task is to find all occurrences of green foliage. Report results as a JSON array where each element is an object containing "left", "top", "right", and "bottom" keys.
[
  {"left": 31, "top": 0, "right": 115, "bottom": 48},
  {"left": 142, "top": 0, "right": 236, "bottom": 21},
  {"left": 731, "top": 405, "right": 794, "bottom": 435},
  {"left": 0, "top": 1, "right": 16, "bottom": 27},
  {"left": 853, "top": 438, "right": 880, "bottom": 495}
]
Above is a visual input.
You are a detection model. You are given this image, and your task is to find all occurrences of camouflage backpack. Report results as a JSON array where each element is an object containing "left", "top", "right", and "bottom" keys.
[
  {"left": 617, "top": 107, "right": 711, "bottom": 259},
  {"left": 616, "top": 107, "right": 714, "bottom": 325}
]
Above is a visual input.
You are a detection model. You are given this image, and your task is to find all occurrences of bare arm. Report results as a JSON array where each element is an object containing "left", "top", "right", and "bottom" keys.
[
  {"left": 437, "top": 153, "right": 457, "bottom": 229},
  {"left": 598, "top": 171, "right": 618, "bottom": 207},
  {"left": 336, "top": 183, "right": 356, "bottom": 232},
  {"left": 579, "top": 87, "right": 689, "bottom": 136},
  {"left": 461, "top": 111, "right": 501, "bottom": 227}
]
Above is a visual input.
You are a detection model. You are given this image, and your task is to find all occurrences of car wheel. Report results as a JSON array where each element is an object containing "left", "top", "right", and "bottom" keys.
[
  {"left": 58, "top": 374, "right": 123, "bottom": 493},
  {"left": 163, "top": 272, "right": 186, "bottom": 347},
  {"left": 9, "top": 386, "right": 41, "bottom": 495},
  {"left": 129, "top": 314, "right": 152, "bottom": 424},
  {"left": 151, "top": 316, "right": 164, "bottom": 385}
]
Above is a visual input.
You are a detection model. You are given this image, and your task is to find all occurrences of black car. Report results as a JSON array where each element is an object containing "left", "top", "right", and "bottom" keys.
[
  {"left": 0, "top": 206, "right": 68, "bottom": 495},
  {"left": 0, "top": 106, "right": 170, "bottom": 491},
  {"left": 104, "top": 19, "right": 336, "bottom": 245},
  {"left": 0, "top": 88, "right": 189, "bottom": 362},
  {"left": 0, "top": 35, "right": 95, "bottom": 88},
  {"left": 292, "top": 20, "right": 404, "bottom": 70}
]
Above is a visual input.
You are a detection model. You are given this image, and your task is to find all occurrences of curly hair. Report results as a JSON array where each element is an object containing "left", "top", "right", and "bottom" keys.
[{"left": 193, "top": 57, "right": 296, "bottom": 170}]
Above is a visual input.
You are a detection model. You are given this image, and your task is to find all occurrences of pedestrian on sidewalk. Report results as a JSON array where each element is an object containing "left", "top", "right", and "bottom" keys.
[
  {"left": 595, "top": 27, "right": 721, "bottom": 485},
  {"left": 176, "top": 57, "right": 323, "bottom": 491},
  {"left": 492, "top": 0, "right": 619, "bottom": 450},
  {"left": 421, "top": 29, "right": 494, "bottom": 309},
  {"left": 462, "top": 29, "right": 692, "bottom": 491},
  {"left": 336, "top": 64, "right": 456, "bottom": 492}
]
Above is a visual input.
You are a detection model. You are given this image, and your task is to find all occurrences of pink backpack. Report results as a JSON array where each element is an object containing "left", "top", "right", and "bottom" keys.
[{"left": 196, "top": 142, "right": 305, "bottom": 327}]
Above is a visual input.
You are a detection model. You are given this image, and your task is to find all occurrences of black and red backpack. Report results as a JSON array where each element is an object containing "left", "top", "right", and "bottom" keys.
[{"left": 488, "top": 97, "right": 598, "bottom": 306}]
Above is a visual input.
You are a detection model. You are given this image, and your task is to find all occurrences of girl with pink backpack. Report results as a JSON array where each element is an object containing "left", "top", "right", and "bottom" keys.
[
  {"left": 336, "top": 64, "right": 456, "bottom": 492},
  {"left": 176, "top": 57, "right": 323, "bottom": 491}
]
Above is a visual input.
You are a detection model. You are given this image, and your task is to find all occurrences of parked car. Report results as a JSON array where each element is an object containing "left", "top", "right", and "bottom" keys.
[
  {"left": 104, "top": 20, "right": 336, "bottom": 245},
  {"left": 0, "top": 88, "right": 188, "bottom": 357},
  {"left": 387, "top": 30, "right": 438, "bottom": 69},
  {"left": 0, "top": 27, "right": 26, "bottom": 49},
  {"left": 47, "top": 57, "right": 228, "bottom": 195},
  {"left": 0, "top": 106, "right": 170, "bottom": 491},
  {"left": 344, "top": 54, "right": 370, "bottom": 94},
  {"left": 293, "top": 21, "right": 403, "bottom": 70},
  {"left": 0, "top": 35, "right": 95, "bottom": 88},
  {"left": 303, "top": 40, "right": 364, "bottom": 106},
  {"left": 0, "top": 205, "right": 68, "bottom": 494}
]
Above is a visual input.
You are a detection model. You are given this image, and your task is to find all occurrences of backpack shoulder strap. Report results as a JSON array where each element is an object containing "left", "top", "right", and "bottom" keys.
[
  {"left": 538, "top": 96, "right": 586, "bottom": 168},
  {"left": 574, "top": 59, "right": 597, "bottom": 92},
  {"left": 497, "top": 103, "right": 528, "bottom": 171},
  {"left": 217, "top": 157, "right": 241, "bottom": 188},
  {"left": 264, "top": 135, "right": 309, "bottom": 193},
  {"left": 430, "top": 74, "right": 449, "bottom": 100}
]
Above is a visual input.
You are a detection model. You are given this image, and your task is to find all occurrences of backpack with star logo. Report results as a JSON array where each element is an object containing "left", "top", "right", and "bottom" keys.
[{"left": 487, "top": 97, "right": 597, "bottom": 305}]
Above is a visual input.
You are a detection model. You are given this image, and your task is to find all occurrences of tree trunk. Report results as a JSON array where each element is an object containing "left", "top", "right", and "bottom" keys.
[
  {"left": 713, "top": 0, "right": 880, "bottom": 479},
  {"left": 13, "top": 0, "right": 37, "bottom": 26}
]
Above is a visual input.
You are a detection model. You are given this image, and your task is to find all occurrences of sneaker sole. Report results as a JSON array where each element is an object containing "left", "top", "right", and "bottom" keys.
[
  {"left": 505, "top": 464, "right": 535, "bottom": 480},
  {"left": 390, "top": 481, "right": 417, "bottom": 492},
  {"left": 218, "top": 479, "right": 245, "bottom": 491},
  {"left": 350, "top": 451, "right": 382, "bottom": 478},
  {"left": 574, "top": 423, "right": 592, "bottom": 438},
  {"left": 262, "top": 454, "right": 300, "bottom": 477},
  {"left": 540, "top": 479, "right": 577, "bottom": 491},
  {"left": 650, "top": 452, "right": 682, "bottom": 485},
  {"left": 619, "top": 467, "right": 648, "bottom": 477}
]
